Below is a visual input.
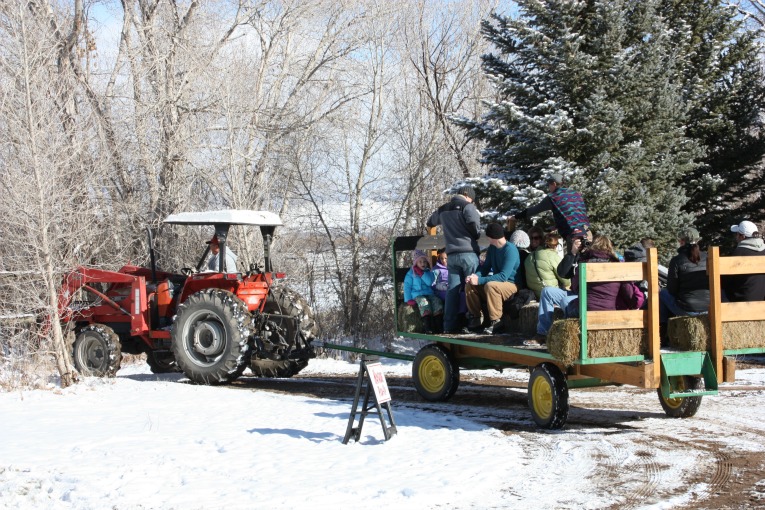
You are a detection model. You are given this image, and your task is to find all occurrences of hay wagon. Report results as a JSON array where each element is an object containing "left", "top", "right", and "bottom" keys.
[{"left": 326, "top": 234, "right": 762, "bottom": 430}]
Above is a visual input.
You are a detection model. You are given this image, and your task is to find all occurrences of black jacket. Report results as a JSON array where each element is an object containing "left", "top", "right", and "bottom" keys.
[
  {"left": 426, "top": 196, "right": 481, "bottom": 255},
  {"left": 722, "top": 238, "right": 765, "bottom": 302},
  {"left": 667, "top": 246, "right": 709, "bottom": 313}
]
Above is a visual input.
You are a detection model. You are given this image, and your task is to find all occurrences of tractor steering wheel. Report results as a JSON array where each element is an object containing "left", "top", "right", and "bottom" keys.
[{"left": 180, "top": 267, "right": 197, "bottom": 276}]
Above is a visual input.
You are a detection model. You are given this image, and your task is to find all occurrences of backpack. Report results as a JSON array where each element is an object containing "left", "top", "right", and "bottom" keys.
[{"left": 503, "top": 288, "right": 536, "bottom": 319}]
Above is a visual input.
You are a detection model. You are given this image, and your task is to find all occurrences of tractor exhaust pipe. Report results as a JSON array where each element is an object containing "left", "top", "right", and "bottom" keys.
[{"left": 146, "top": 227, "right": 157, "bottom": 284}]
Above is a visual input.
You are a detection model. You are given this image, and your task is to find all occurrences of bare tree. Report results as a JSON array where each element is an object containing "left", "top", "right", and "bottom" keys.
[
  {"left": 0, "top": 1, "right": 116, "bottom": 387},
  {"left": 400, "top": 0, "right": 496, "bottom": 179},
  {"left": 730, "top": 0, "right": 765, "bottom": 32}
]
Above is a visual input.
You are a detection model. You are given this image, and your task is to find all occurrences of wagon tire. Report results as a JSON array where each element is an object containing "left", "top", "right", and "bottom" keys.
[
  {"left": 658, "top": 375, "right": 703, "bottom": 418},
  {"left": 171, "top": 289, "right": 252, "bottom": 385},
  {"left": 528, "top": 363, "right": 569, "bottom": 429},
  {"left": 412, "top": 344, "right": 458, "bottom": 402},
  {"left": 73, "top": 324, "right": 122, "bottom": 377}
]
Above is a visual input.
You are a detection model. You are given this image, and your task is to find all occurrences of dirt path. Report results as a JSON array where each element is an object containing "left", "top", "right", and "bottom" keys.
[{"left": 230, "top": 370, "right": 765, "bottom": 509}]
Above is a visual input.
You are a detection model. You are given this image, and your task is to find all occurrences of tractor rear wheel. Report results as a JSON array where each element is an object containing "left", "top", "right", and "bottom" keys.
[
  {"left": 251, "top": 286, "right": 316, "bottom": 378},
  {"left": 171, "top": 289, "right": 252, "bottom": 384},
  {"left": 73, "top": 324, "right": 122, "bottom": 377}
]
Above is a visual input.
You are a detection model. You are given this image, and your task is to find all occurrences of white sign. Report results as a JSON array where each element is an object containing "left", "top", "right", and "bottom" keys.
[{"left": 365, "top": 362, "right": 391, "bottom": 403}]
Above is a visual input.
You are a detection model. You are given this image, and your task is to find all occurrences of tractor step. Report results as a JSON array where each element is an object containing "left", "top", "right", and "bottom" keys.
[{"left": 660, "top": 351, "right": 718, "bottom": 399}]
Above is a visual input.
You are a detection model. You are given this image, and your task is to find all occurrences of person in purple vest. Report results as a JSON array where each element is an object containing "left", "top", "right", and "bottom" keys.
[{"left": 514, "top": 173, "right": 591, "bottom": 249}]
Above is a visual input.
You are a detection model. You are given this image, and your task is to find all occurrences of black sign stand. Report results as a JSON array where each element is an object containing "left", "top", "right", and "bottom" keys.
[{"left": 343, "top": 355, "right": 397, "bottom": 444}]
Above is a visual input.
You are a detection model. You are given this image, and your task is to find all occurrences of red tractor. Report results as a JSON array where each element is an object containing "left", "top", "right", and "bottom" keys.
[{"left": 58, "top": 210, "right": 317, "bottom": 384}]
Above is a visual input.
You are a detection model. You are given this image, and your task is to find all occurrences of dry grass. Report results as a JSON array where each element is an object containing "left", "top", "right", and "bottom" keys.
[
  {"left": 668, "top": 316, "right": 765, "bottom": 351},
  {"left": 548, "top": 319, "right": 646, "bottom": 366}
]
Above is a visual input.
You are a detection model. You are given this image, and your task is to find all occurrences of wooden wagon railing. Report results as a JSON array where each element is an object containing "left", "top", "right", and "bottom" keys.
[{"left": 707, "top": 246, "right": 765, "bottom": 383}]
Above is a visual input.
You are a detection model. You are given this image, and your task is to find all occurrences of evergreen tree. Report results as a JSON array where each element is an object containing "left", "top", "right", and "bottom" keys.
[
  {"left": 659, "top": 1, "right": 765, "bottom": 244},
  {"left": 457, "top": 0, "right": 765, "bottom": 254}
]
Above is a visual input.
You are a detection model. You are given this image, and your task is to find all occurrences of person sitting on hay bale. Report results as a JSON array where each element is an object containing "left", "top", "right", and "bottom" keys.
[
  {"left": 465, "top": 223, "right": 520, "bottom": 335},
  {"left": 404, "top": 250, "right": 444, "bottom": 334},
  {"left": 526, "top": 233, "right": 641, "bottom": 346},
  {"left": 525, "top": 232, "right": 570, "bottom": 300},
  {"left": 659, "top": 227, "right": 709, "bottom": 344},
  {"left": 723, "top": 220, "right": 765, "bottom": 302}
]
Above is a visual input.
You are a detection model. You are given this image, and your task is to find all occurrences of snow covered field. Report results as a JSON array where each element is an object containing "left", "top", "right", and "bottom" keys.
[{"left": 2, "top": 357, "right": 765, "bottom": 509}]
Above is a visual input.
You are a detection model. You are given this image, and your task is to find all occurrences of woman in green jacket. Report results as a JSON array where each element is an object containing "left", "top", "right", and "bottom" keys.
[{"left": 525, "top": 233, "right": 571, "bottom": 299}]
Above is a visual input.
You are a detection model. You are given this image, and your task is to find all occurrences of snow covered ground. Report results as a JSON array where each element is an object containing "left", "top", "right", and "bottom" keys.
[{"left": 2, "top": 357, "right": 765, "bottom": 509}]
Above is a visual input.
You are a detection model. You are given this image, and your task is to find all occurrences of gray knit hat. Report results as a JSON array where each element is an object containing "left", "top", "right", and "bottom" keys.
[{"left": 456, "top": 185, "right": 476, "bottom": 201}]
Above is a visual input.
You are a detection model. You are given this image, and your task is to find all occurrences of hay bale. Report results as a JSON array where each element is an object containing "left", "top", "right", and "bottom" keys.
[
  {"left": 397, "top": 303, "right": 423, "bottom": 333},
  {"left": 547, "top": 319, "right": 646, "bottom": 366},
  {"left": 505, "top": 303, "right": 564, "bottom": 337},
  {"left": 514, "top": 302, "right": 540, "bottom": 336},
  {"left": 668, "top": 315, "right": 765, "bottom": 351}
]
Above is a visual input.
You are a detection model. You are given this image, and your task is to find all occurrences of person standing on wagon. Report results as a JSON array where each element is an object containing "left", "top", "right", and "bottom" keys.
[
  {"left": 427, "top": 185, "right": 481, "bottom": 334},
  {"left": 514, "top": 173, "right": 591, "bottom": 249}
]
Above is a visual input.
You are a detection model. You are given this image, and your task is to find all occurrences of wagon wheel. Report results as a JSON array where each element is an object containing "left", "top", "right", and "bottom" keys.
[
  {"left": 528, "top": 363, "right": 569, "bottom": 429},
  {"left": 73, "top": 324, "right": 122, "bottom": 377},
  {"left": 412, "top": 344, "right": 459, "bottom": 402},
  {"left": 658, "top": 375, "right": 703, "bottom": 418}
]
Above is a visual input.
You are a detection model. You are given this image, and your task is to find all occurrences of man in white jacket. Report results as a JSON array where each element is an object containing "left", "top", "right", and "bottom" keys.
[{"left": 206, "top": 236, "right": 238, "bottom": 273}]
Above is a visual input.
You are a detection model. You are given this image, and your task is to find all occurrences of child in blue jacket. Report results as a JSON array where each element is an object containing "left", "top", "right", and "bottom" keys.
[{"left": 404, "top": 250, "right": 444, "bottom": 333}]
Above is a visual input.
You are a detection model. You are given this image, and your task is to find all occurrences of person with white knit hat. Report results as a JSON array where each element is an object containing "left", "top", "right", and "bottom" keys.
[
  {"left": 723, "top": 220, "right": 765, "bottom": 302},
  {"left": 508, "top": 229, "right": 531, "bottom": 289}
]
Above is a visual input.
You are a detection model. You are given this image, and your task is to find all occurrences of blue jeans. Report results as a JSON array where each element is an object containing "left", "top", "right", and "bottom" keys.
[
  {"left": 537, "top": 287, "right": 579, "bottom": 335},
  {"left": 659, "top": 289, "right": 706, "bottom": 324},
  {"left": 444, "top": 251, "right": 479, "bottom": 331}
]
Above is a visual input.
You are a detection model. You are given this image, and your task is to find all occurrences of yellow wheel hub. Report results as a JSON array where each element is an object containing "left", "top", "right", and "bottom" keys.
[
  {"left": 418, "top": 355, "right": 446, "bottom": 393},
  {"left": 663, "top": 377, "right": 687, "bottom": 409},
  {"left": 531, "top": 376, "right": 553, "bottom": 419}
]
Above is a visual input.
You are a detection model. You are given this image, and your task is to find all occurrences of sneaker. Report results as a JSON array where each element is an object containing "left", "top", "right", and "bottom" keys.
[
  {"left": 524, "top": 334, "right": 547, "bottom": 347},
  {"left": 467, "top": 317, "right": 482, "bottom": 330},
  {"left": 483, "top": 319, "right": 503, "bottom": 335}
]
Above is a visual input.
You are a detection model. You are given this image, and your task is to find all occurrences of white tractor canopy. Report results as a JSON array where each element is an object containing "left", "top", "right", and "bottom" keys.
[{"left": 163, "top": 209, "right": 283, "bottom": 226}]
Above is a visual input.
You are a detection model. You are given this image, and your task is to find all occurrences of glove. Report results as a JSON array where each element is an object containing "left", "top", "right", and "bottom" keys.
[
  {"left": 514, "top": 209, "right": 527, "bottom": 220},
  {"left": 406, "top": 300, "right": 416, "bottom": 306}
]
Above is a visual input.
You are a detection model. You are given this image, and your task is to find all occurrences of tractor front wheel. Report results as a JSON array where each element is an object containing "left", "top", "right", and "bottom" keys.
[
  {"left": 73, "top": 324, "right": 122, "bottom": 377},
  {"left": 528, "top": 363, "right": 569, "bottom": 429},
  {"left": 171, "top": 289, "right": 252, "bottom": 384}
]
